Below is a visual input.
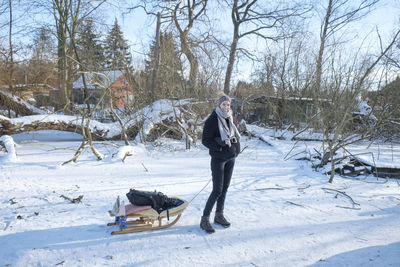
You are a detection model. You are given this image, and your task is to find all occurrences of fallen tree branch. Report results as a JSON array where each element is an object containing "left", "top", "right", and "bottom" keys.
[
  {"left": 298, "top": 185, "right": 311, "bottom": 191},
  {"left": 336, "top": 205, "right": 361, "bottom": 210},
  {"left": 255, "top": 187, "right": 284, "bottom": 191},
  {"left": 321, "top": 187, "right": 360, "bottom": 208},
  {"left": 0, "top": 116, "right": 92, "bottom": 138},
  {"left": 60, "top": 194, "right": 83, "bottom": 203},
  {"left": 61, "top": 140, "right": 88, "bottom": 165},
  {"left": 141, "top": 163, "right": 149, "bottom": 172},
  {"left": 122, "top": 151, "right": 132, "bottom": 162},
  {"left": 286, "top": 201, "right": 306, "bottom": 208},
  {"left": 258, "top": 136, "right": 272, "bottom": 146}
]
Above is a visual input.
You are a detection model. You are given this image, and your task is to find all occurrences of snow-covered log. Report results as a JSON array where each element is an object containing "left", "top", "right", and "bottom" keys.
[
  {"left": 0, "top": 135, "right": 17, "bottom": 162},
  {"left": 0, "top": 115, "right": 113, "bottom": 140},
  {"left": 0, "top": 99, "right": 212, "bottom": 142}
]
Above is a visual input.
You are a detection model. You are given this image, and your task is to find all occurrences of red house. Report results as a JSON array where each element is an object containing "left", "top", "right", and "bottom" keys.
[
  {"left": 73, "top": 70, "right": 133, "bottom": 108},
  {"left": 110, "top": 73, "right": 133, "bottom": 108}
]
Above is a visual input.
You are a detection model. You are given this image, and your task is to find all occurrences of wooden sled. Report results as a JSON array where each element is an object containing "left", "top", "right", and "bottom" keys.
[{"left": 107, "top": 196, "right": 188, "bottom": 235}]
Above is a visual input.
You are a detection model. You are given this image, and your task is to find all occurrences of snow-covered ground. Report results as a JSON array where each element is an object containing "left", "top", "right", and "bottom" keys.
[{"left": 1, "top": 130, "right": 399, "bottom": 266}]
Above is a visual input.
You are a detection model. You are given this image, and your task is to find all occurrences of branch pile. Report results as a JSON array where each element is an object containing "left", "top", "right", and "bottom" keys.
[{"left": 0, "top": 90, "right": 46, "bottom": 116}]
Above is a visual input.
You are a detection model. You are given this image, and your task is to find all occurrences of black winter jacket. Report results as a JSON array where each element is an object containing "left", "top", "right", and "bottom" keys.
[{"left": 202, "top": 110, "right": 240, "bottom": 160}]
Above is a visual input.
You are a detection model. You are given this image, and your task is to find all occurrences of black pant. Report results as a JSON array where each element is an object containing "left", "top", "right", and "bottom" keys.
[{"left": 203, "top": 157, "right": 235, "bottom": 216}]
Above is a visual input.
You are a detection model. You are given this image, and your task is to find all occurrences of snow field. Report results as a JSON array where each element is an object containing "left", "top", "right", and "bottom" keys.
[{"left": 0, "top": 132, "right": 399, "bottom": 266}]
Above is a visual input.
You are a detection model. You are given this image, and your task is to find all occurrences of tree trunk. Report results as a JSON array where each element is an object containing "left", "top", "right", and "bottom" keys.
[
  {"left": 56, "top": 6, "right": 69, "bottom": 108},
  {"left": 172, "top": 1, "right": 204, "bottom": 96},
  {"left": 151, "top": 12, "right": 161, "bottom": 100},
  {"left": 224, "top": 28, "right": 239, "bottom": 95},
  {"left": 314, "top": 0, "right": 332, "bottom": 96},
  {"left": 8, "top": 0, "right": 14, "bottom": 97},
  {"left": 53, "top": 0, "right": 77, "bottom": 112},
  {"left": 179, "top": 33, "right": 199, "bottom": 96},
  {"left": 328, "top": 148, "right": 335, "bottom": 183}
]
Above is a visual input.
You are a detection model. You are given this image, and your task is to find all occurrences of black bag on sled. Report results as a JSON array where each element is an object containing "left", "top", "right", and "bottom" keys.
[
  {"left": 126, "top": 189, "right": 184, "bottom": 212},
  {"left": 126, "top": 189, "right": 168, "bottom": 212}
]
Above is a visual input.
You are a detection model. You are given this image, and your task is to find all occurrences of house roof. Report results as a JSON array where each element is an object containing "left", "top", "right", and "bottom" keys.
[
  {"left": 73, "top": 70, "right": 124, "bottom": 90},
  {"left": 1, "top": 84, "right": 58, "bottom": 91},
  {"left": 249, "top": 95, "right": 331, "bottom": 103}
]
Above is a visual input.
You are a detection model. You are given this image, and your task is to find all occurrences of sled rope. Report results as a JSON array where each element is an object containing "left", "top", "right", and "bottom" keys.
[{"left": 188, "top": 178, "right": 212, "bottom": 204}]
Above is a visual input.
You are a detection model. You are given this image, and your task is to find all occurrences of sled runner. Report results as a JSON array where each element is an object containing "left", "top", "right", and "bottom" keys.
[{"left": 107, "top": 195, "right": 188, "bottom": 234}]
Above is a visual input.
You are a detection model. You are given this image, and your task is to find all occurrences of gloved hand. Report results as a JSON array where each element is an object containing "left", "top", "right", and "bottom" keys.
[
  {"left": 214, "top": 137, "right": 224, "bottom": 146},
  {"left": 214, "top": 137, "right": 231, "bottom": 147},
  {"left": 224, "top": 139, "right": 231, "bottom": 147}
]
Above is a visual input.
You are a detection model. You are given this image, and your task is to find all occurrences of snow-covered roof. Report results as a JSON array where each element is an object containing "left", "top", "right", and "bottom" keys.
[
  {"left": 0, "top": 84, "right": 58, "bottom": 91},
  {"left": 73, "top": 70, "right": 124, "bottom": 90},
  {"left": 249, "top": 95, "right": 331, "bottom": 103}
]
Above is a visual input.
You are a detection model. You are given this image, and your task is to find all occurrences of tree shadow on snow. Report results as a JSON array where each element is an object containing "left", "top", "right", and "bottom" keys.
[
  {"left": 0, "top": 222, "right": 198, "bottom": 263},
  {"left": 358, "top": 205, "right": 400, "bottom": 217},
  {"left": 308, "top": 241, "right": 400, "bottom": 266},
  {"left": 0, "top": 224, "right": 107, "bottom": 261}
]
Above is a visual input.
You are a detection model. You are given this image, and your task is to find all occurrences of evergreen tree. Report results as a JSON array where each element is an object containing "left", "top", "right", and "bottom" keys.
[
  {"left": 31, "top": 27, "right": 56, "bottom": 62},
  {"left": 144, "top": 31, "right": 184, "bottom": 99},
  {"left": 28, "top": 27, "right": 57, "bottom": 86},
  {"left": 103, "top": 19, "right": 132, "bottom": 70},
  {"left": 76, "top": 19, "right": 105, "bottom": 71}
]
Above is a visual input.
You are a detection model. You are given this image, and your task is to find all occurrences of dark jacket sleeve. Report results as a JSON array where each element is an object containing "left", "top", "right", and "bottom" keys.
[{"left": 202, "top": 112, "right": 221, "bottom": 152}]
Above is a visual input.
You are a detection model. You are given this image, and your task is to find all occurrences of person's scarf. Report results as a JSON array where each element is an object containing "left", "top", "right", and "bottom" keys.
[{"left": 215, "top": 106, "right": 241, "bottom": 147}]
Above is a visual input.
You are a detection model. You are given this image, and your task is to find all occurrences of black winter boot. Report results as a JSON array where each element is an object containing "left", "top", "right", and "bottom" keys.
[
  {"left": 200, "top": 215, "right": 215, "bottom": 233},
  {"left": 214, "top": 212, "right": 231, "bottom": 228}
]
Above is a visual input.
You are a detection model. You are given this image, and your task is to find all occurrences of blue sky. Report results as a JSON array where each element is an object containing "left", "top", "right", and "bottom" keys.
[
  {"left": 110, "top": 0, "right": 399, "bottom": 81},
  {"left": 1, "top": 0, "right": 398, "bottom": 83}
]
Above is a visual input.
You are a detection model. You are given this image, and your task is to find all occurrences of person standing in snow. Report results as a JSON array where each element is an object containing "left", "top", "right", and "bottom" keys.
[{"left": 200, "top": 94, "right": 241, "bottom": 233}]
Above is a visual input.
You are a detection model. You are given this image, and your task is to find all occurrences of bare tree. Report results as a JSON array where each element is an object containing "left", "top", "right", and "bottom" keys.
[
  {"left": 312, "top": 0, "right": 380, "bottom": 95},
  {"left": 129, "top": 0, "right": 209, "bottom": 97},
  {"left": 0, "top": 1, "right": 16, "bottom": 93},
  {"left": 312, "top": 28, "right": 400, "bottom": 183},
  {"left": 27, "top": 27, "right": 58, "bottom": 88},
  {"left": 62, "top": 72, "right": 108, "bottom": 165},
  {"left": 0, "top": 0, "right": 9, "bottom": 41},
  {"left": 0, "top": 0, "right": 25, "bottom": 117},
  {"left": 150, "top": 12, "right": 161, "bottom": 99},
  {"left": 171, "top": 0, "right": 208, "bottom": 95},
  {"left": 222, "top": 0, "right": 307, "bottom": 94},
  {"left": 7, "top": 0, "right": 14, "bottom": 95},
  {"left": 50, "top": 0, "right": 106, "bottom": 111}
]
